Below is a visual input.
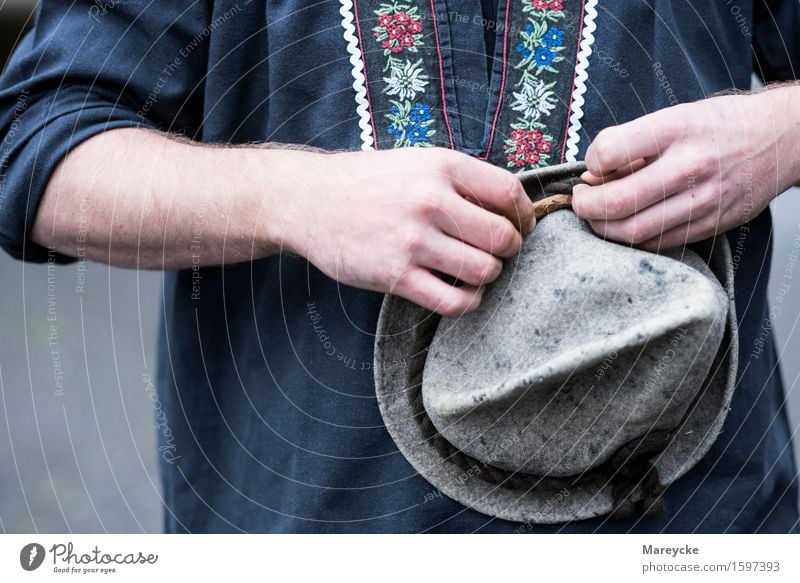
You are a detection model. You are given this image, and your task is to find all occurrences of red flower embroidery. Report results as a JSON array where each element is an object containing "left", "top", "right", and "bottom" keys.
[
  {"left": 531, "top": 0, "right": 563, "bottom": 10},
  {"left": 373, "top": 10, "right": 423, "bottom": 54},
  {"left": 503, "top": 129, "right": 552, "bottom": 167}
]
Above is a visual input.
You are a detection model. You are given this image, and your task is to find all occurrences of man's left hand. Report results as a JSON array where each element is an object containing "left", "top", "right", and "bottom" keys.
[{"left": 571, "top": 86, "right": 800, "bottom": 251}]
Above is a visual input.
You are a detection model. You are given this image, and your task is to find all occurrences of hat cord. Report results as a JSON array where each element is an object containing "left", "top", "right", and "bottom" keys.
[{"left": 532, "top": 194, "right": 573, "bottom": 219}]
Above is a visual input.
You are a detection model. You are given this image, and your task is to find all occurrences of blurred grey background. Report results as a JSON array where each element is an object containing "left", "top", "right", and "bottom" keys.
[
  {"left": 0, "top": 0, "right": 167, "bottom": 533},
  {"left": 0, "top": 1, "right": 798, "bottom": 533}
]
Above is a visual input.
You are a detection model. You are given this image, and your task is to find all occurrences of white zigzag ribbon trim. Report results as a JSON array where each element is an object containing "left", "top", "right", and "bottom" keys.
[
  {"left": 339, "top": 0, "right": 374, "bottom": 150},
  {"left": 564, "top": 0, "right": 598, "bottom": 163}
]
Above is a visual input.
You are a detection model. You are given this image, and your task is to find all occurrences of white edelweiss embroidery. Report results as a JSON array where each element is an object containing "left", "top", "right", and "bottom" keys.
[
  {"left": 511, "top": 79, "right": 557, "bottom": 121},
  {"left": 383, "top": 59, "right": 429, "bottom": 101}
]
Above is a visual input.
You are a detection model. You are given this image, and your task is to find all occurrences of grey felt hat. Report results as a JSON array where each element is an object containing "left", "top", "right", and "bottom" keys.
[{"left": 373, "top": 161, "right": 738, "bottom": 524}]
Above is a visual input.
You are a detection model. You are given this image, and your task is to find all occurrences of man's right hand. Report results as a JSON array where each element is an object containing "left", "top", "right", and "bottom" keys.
[
  {"left": 34, "top": 130, "right": 532, "bottom": 316},
  {"left": 280, "top": 148, "right": 535, "bottom": 316}
]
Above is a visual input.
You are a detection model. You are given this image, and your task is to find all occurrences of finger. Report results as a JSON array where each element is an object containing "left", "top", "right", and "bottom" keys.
[
  {"left": 580, "top": 157, "right": 649, "bottom": 185},
  {"left": 435, "top": 194, "right": 523, "bottom": 258},
  {"left": 413, "top": 233, "right": 503, "bottom": 287},
  {"left": 638, "top": 214, "right": 724, "bottom": 252},
  {"left": 392, "top": 268, "right": 485, "bottom": 316},
  {"left": 587, "top": 186, "right": 722, "bottom": 245},
  {"left": 585, "top": 109, "right": 679, "bottom": 176},
  {"left": 448, "top": 155, "right": 535, "bottom": 234},
  {"left": 571, "top": 155, "right": 693, "bottom": 221}
]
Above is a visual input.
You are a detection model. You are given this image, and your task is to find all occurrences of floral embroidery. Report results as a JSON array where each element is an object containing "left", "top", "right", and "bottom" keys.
[
  {"left": 504, "top": 2, "right": 570, "bottom": 169},
  {"left": 383, "top": 58, "right": 429, "bottom": 100},
  {"left": 387, "top": 101, "right": 436, "bottom": 147},
  {"left": 544, "top": 27, "right": 565, "bottom": 47},
  {"left": 372, "top": 2, "right": 437, "bottom": 147},
  {"left": 510, "top": 79, "right": 557, "bottom": 121},
  {"left": 342, "top": 1, "right": 589, "bottom": 160},
  {"left": 527, "top": 0, "right": 565, "bottom": 19},
  {"left": 504, "top": 128, "right": 552, "bottom": 168},
  {"left": 516, "top": 21, "right": 565, "bottom": 73},
  {"left": 372, "top": 3, "right": 424, "bottom": 55}
]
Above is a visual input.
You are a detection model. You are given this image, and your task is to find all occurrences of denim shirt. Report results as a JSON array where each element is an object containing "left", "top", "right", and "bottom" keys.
[{"left": 0, "top": 0, "right": 798, "bottom": 533}]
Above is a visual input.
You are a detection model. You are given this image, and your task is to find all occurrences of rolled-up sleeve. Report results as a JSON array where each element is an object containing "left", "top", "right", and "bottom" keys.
[
  {"left": 753, "top": 0, "right": 800, "bottom": 82},
  {"left": 0, "top": 1, "right": 210, "bottom": 262}
]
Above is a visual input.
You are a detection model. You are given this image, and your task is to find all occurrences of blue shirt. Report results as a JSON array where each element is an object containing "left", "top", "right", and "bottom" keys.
[{"left": 1, "top": 0, "right": 798, "bottom": 533}]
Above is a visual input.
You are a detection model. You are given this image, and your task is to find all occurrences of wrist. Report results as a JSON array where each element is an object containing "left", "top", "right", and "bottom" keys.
[
  {"left": 759, "top": 85, "right": 800, "bottom": 192},
  {"left": 246, "top": 148, "right": 333, "bottom": 258}
]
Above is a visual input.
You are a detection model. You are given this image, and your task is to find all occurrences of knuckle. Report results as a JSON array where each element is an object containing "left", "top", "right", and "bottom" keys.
[
  {"left": 505, "top": 176, "right": 526, "bottom": 205},
  {"left": 491, "top": 175, "right": 525, "bottom": 215},
  {"left": 391, "top": 268, "right": 412, "bottom": 290},
  {"left": 664, "top": 113, "right": 689, "bottom": 142},
  {"left": 385, "top": 252, "right": 414, "bottom": 287},
  {"left": 431, "top": 148, "right": 463, "bottom": 177},
  {"left": 398, "top": 227, "right": 425, "bottom": 256},
  {"left": 475, "top": 257, "right": 502, "bottom": 283},
  {"left": 593, "top": 127, "right": 616, "bottom": 149},
  {"left": 493, "top": 221, "right": 517, "bottom": 251},
  {"left": 419, "top": 195, "right": 445, "bottom": 220},
  {"left": 617, "top": 219, "right": 637, "bottom": 244},
  {"left": 605, "top": 193, "right": 630, "bottom": 218},
  {"left": 681, "top": 146, "right": 714, "bottom": 176},
  {"left": 414, "top": 189, "right": 448, "bottom": 220},
  {"left": 590, "top": 139, "right": 616, "bottom": 169},
  {"left": 698, "top": 213, "right": 722, "bottom": 235},
  {"left": 627, "top": 218, "right": 652, "bottom": 244},
  {"left": 692, "top": 188, "right": 720, "bottom": 214},
  {"left": 438, "top": 292, "right": 467, "bottom": 317}
]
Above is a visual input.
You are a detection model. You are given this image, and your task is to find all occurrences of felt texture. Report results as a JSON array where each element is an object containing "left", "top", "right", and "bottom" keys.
[{"left": 373, "top": 162, "right": 739, "bottom": 524}]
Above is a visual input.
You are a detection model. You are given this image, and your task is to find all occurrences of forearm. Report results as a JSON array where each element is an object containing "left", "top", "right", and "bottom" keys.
[
  {"left": 756, "top": 83, "right": 800, "bottom": 191},
  {"left": 31, "top": 128, "right": 317, "bottom": 269}
]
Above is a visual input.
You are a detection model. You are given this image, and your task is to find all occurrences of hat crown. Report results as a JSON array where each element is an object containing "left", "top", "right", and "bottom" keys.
[
  {"left": 422, "top": 210, "right": 728, "bottom": 477},
  {"left": 373, "top": 162, "right": 738, "bottom": 524}
]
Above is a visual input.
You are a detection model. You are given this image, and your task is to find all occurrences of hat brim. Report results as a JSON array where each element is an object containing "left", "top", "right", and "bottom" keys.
[{"left": 373, "top": 164, "right": 738, "bottom": 525}]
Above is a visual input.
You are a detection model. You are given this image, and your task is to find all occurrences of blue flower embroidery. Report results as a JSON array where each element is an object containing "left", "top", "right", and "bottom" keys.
[
  {"left": 534, "top": 46, "right": 556, "bottom": 67},
  {"left": 409, "top": 103, "right": 431, "bottom": 123},
  {"left": 406, "top": 123, "right": 429, "bottom": 144},
  {"left": 388, "top": 124, "right": 405, "bottom": 139},
  {"left": 386, "top": 101, "right": 433, "bottom": 146},
  {"left": 516, "top": 41, "right": 532, "bottom": 59},
  {"left": 543, "top": 27, "right": 564, "bottom": 48},
  {"left": 526, "top": 23, "right": 535, "bottom": 34}
]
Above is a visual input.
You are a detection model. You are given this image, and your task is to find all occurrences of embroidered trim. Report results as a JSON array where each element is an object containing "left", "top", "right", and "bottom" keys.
[
  {"left": 502, "top": 1, "right": 568, "bottom": 169},
  {"left": 339, "top": 0, "right": 375, "bottom": 150},
  {"left": 564, "top": 0, "right": 597, "bottom": 163},
  {"left": 340, "top": 1, "right": 595, "bottom": 163},
  {"left": 373, "top": 2, "right": 438, "bottom": 147}
]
